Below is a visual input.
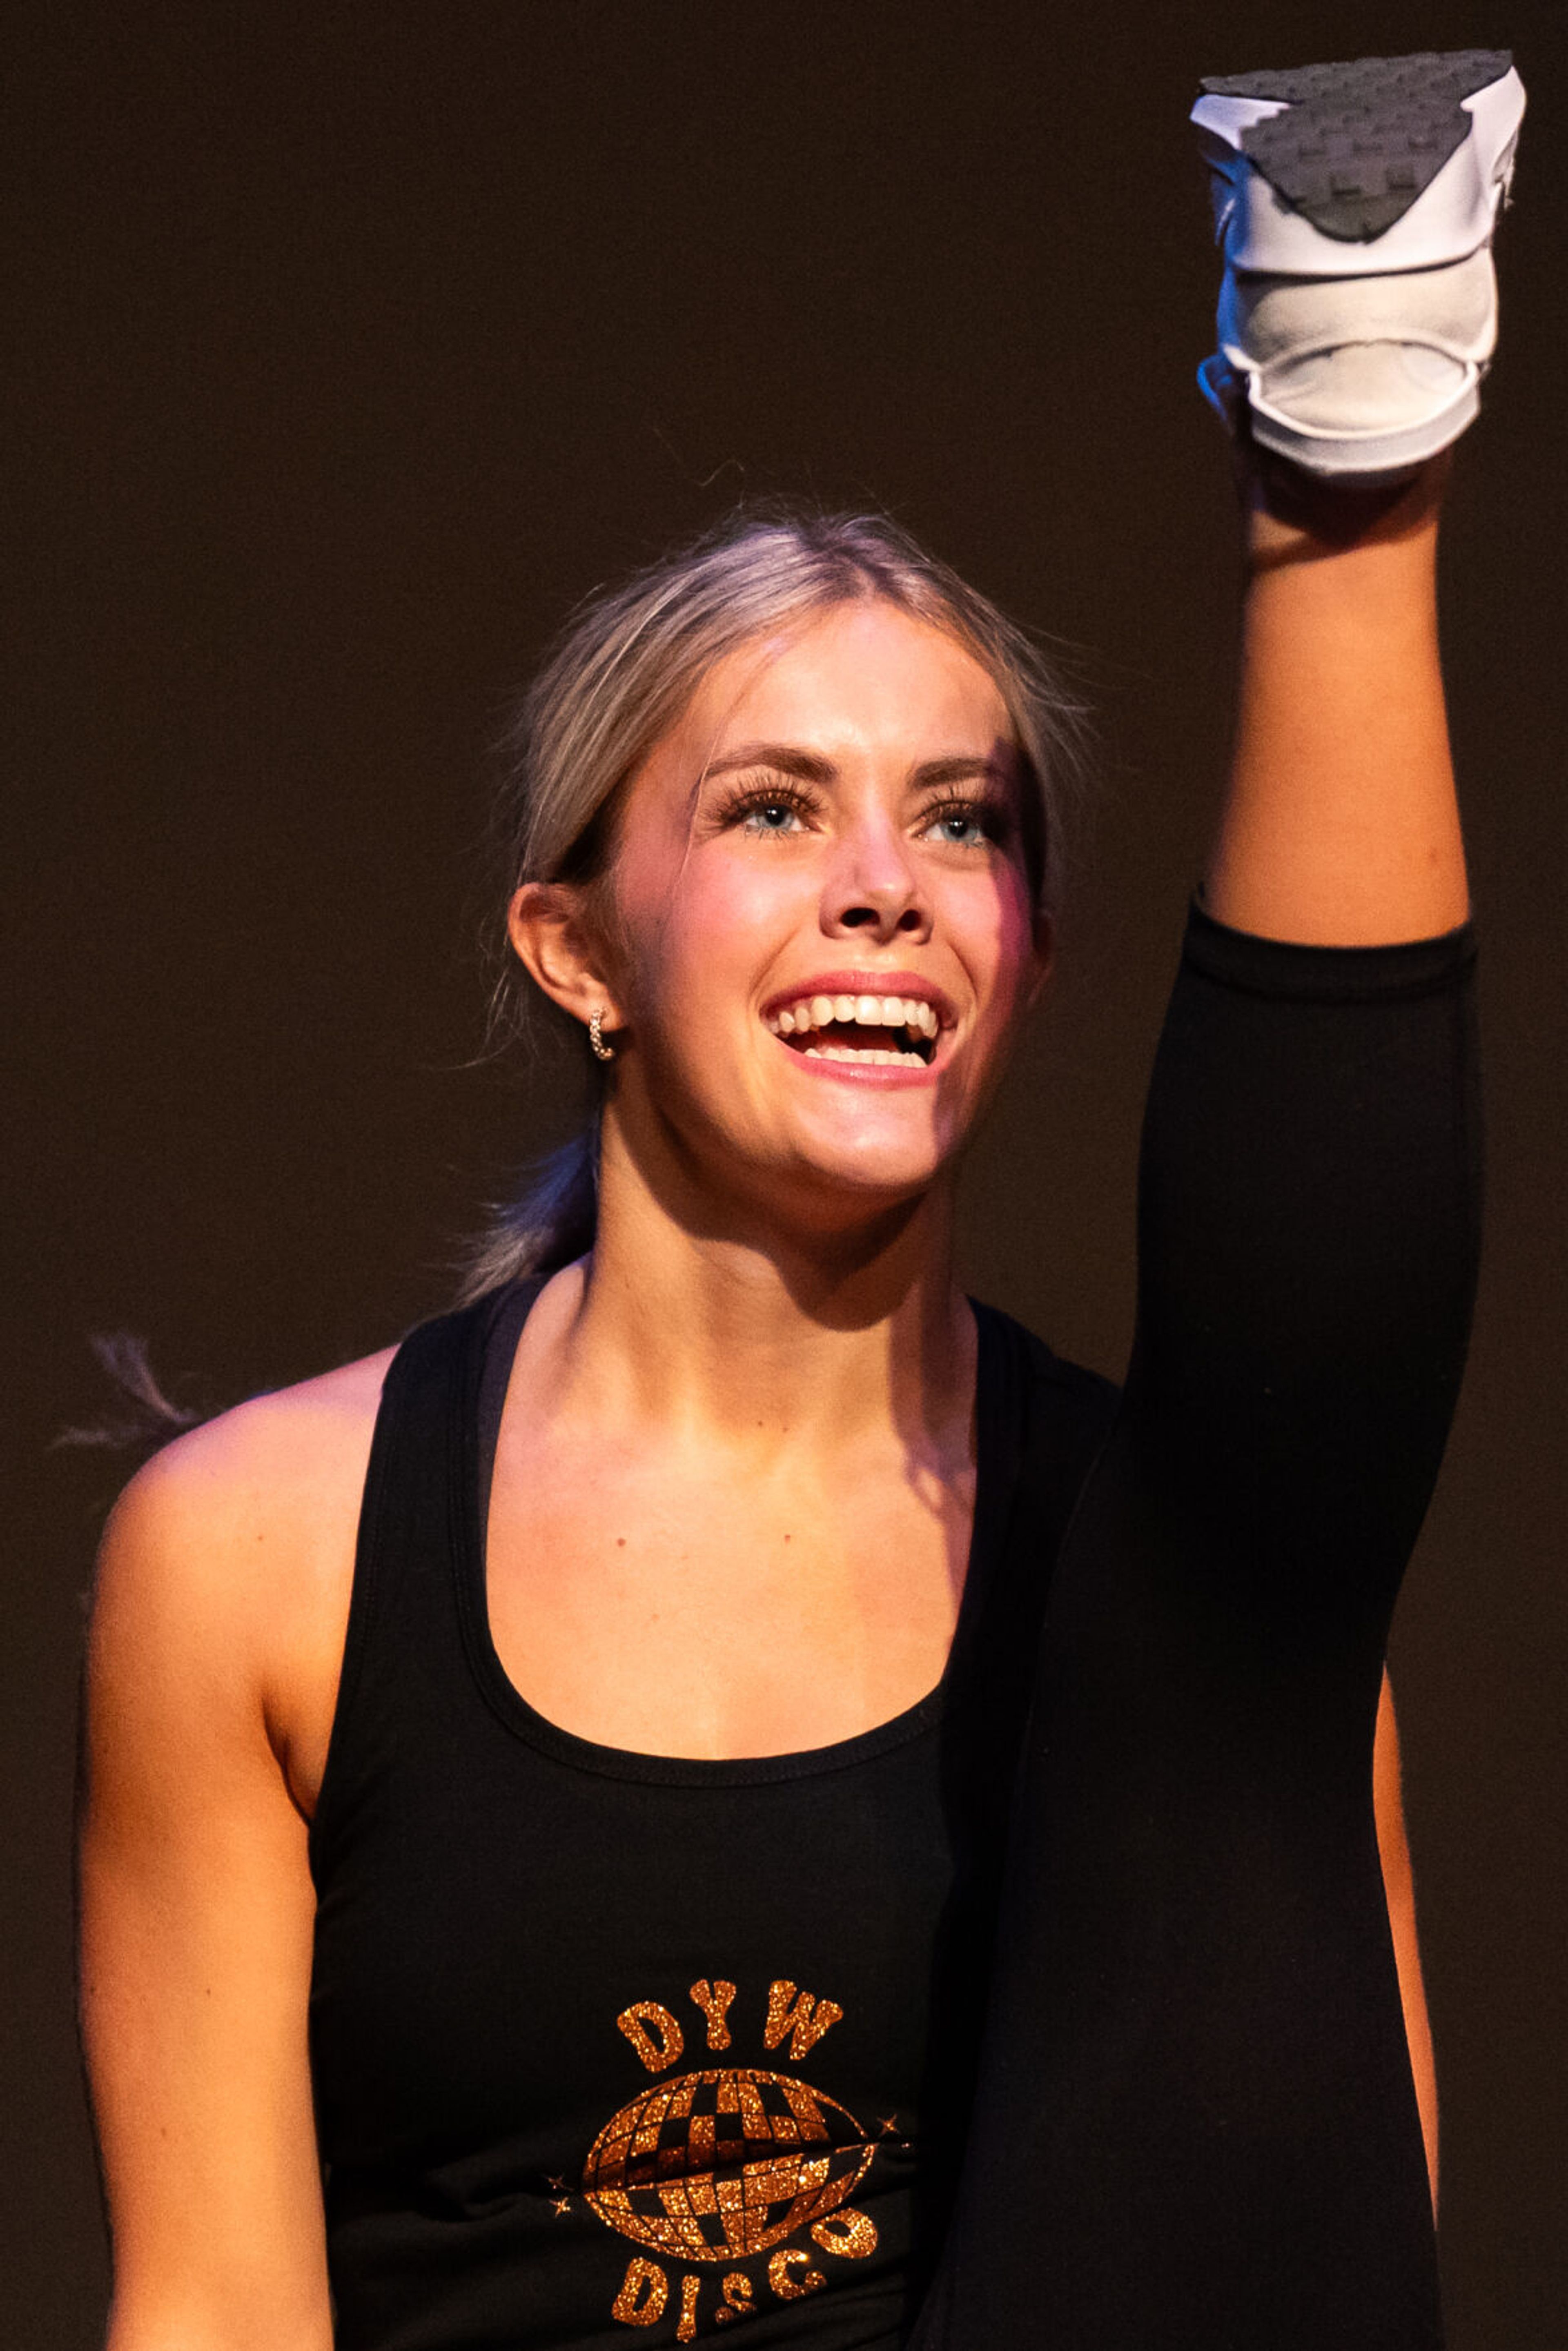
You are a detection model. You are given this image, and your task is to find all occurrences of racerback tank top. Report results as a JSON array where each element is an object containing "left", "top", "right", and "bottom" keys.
[{"left": 307, "top": 1278, "right": 1116, "bottom": 2351}]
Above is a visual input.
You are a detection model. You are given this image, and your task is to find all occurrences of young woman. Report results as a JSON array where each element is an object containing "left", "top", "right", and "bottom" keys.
[{"left": 78, "top": 51, "right": 1522, "bottom": 2351}]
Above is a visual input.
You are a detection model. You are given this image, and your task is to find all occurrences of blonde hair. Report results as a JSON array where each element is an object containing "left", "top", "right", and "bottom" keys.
[{"left": 459, "top": 505, "right": 1089, "bottom": 1300}]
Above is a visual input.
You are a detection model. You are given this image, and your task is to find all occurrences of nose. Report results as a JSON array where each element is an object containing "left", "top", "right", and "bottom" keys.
[{"left": 820, "top": 814, "right": 932, "bottom": 945}]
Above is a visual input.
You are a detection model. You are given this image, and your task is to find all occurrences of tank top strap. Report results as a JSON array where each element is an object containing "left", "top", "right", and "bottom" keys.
[
  {"left": 475, "top": 1276, "right": 548, "bottom": 1521},
  {"left": 308, "top": 1282, "right": 538, "bottom": 1879}
]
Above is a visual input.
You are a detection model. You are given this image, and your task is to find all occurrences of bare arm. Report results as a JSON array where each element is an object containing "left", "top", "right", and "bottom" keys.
[
  {"left": 1206, "top": 455, "right": 1466, "bottom": 946},
  {"left": 79, "top": 1428, "right": 336, "bottom": 2351},
  {"left": 1376, "top": 1670, "right": 1440, "bottom": 2213}
]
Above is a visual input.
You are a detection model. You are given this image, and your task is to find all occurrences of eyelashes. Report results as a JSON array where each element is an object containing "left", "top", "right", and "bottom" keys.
[
  {"left": 709, "top": 780, "right": 819, "bottom": 836},
  {"left": 707, "top": 775, "right": 1013, "bottom": 848},
  {"left": 922, "top": 796, "right": 1009, "bottom": 848}
]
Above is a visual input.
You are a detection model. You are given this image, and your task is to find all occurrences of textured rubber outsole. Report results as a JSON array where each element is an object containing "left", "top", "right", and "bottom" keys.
[{"left": 1199, "top": 49, "right": 1513, "bottom": 241}]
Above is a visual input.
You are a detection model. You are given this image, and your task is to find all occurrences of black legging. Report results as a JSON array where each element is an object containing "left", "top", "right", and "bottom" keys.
[{"left": 911, "top": 907, "right": 1479, "bottom": 2349}]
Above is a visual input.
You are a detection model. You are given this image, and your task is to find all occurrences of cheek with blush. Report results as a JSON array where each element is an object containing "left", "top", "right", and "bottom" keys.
[
  {"left": 950, "top": 863, "right": 1045, "bottom": 1047},
  {"left": 610, "top": 837, "right": 818, "bottom": 1071}
]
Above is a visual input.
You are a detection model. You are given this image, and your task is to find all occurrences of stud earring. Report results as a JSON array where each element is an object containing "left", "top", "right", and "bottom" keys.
[{"left": 588, "top": 1007, "right": 615, "bottom": 1062}]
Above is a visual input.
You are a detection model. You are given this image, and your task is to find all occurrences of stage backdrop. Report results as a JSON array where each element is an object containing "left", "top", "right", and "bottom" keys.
[{"left": 7, "top": 5, "right": 1564, "bottom": 2345}]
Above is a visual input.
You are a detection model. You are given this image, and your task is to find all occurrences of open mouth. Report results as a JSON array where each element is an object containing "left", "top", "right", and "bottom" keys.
[{"left": 764, "top": 991, "right": 940, "bottom": 1068}]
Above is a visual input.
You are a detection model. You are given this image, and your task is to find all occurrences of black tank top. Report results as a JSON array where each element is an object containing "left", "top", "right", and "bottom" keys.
[{"left": 307, "top": 1277, "right": 1117, "bottom": 2351}]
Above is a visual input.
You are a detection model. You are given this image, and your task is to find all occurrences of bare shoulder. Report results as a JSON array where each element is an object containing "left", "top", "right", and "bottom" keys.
[
  {"left": 79, "top": 1353, "right": 399, "bottom": 2330},
  {"left": 99, "top": 1345, "right": 396, "bottom": 1597},
  {"left": 90, "top": 1345, "right": 400, "bottom": 1814}
]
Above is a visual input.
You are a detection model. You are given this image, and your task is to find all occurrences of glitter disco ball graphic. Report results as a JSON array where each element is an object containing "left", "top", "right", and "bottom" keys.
[{"left": 583, "top": 2067, "right": 874, "bottom": 2263}]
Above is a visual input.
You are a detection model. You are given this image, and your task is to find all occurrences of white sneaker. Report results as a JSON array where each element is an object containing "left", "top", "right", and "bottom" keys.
[{"left": 1192, "top": 51, "right": 1526, "bottom": 479}]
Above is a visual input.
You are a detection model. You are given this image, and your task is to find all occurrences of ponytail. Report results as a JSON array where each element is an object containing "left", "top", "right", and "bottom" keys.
[
  {"left": 55, "top": 1331, "right": 205, "bottom": 1469},
  {"left": 454, "top": 1115, "right": 600, "bottom": 1305}
]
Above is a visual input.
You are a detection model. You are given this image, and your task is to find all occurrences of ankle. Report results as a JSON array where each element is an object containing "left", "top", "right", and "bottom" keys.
[{"left": 1242, "top": 447, "right": 1449, "bottom": 570}]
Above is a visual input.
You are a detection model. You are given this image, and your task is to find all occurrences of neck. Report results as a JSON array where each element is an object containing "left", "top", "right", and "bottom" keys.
[{"left": 535, "top": 1113, "right": 975, "bottom": 1462}]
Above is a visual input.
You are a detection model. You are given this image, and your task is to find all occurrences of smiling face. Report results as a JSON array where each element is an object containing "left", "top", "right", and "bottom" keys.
[{"left": 513, "top": 597, "right": 1052, "bottom": 1237}]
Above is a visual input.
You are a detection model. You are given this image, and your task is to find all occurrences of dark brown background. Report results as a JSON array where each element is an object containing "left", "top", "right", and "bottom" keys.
[{"left": 6, "top": 5, "right": 1564, "bottom": 2344}]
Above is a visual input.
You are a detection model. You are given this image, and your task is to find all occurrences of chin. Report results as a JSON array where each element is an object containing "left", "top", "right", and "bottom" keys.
[{"left": 763, "top": 1131, "right": 958, "bottom": 1228}]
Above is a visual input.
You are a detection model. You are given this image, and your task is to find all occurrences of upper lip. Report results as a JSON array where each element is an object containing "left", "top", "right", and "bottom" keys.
[{"left": 760, "top": 971, "right": 958, "bottom": 1028}]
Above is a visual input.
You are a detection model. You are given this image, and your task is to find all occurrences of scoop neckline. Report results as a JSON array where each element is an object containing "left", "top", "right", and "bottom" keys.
[{"left": 450, "top": 1279, "right": 1010, "bottom": 1787}]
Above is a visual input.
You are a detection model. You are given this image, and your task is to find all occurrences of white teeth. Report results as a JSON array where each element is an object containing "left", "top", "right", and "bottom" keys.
[
  {"left": 768, "top": 991, "right": 942, "bottom": 1043},
  {"left": 802, "top": 1044, "right": 926, "bottom": 1066}
]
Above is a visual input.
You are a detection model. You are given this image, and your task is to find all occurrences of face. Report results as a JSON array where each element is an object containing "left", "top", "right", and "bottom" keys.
[{"left": 519, "top": 600, "right": 1051, "bottom": 1232}]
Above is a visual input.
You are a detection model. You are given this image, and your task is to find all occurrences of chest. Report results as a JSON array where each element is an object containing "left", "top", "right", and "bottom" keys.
[
  {"left": 485, "top": 1434, "right": 977, "bottom": 1759},
  {"left": 309, "top": 1705, "right": 997, "bottom": 2347}
]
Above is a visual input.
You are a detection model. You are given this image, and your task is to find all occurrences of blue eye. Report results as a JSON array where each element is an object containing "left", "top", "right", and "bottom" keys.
[
  {"left": 923, "top": 804, "right": 992, "bottom": 848},
  {"left": 715, "top": 780, "right": 819, "bottom": 837},
  {"left": 741, "top": 800, "right": 806, "bottom": 835}
]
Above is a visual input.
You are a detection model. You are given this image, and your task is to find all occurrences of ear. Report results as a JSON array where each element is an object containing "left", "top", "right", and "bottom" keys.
[{"left": 507, "top": 883, "right": 627, "bottom": 1036}]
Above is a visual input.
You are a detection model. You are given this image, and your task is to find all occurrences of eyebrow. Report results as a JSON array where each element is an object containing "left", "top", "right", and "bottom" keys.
[{"left": 701, "top": 744, "right": 1012, "bottom": 790}]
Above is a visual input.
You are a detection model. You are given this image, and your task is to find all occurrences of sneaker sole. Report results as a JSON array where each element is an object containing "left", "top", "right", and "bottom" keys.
[
  {"left": 1192, "top": 50, "right": 1524, "bottom": 474},
  {"left": 1192, "top": 50, "right": 1523, "bottom": 276}
]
